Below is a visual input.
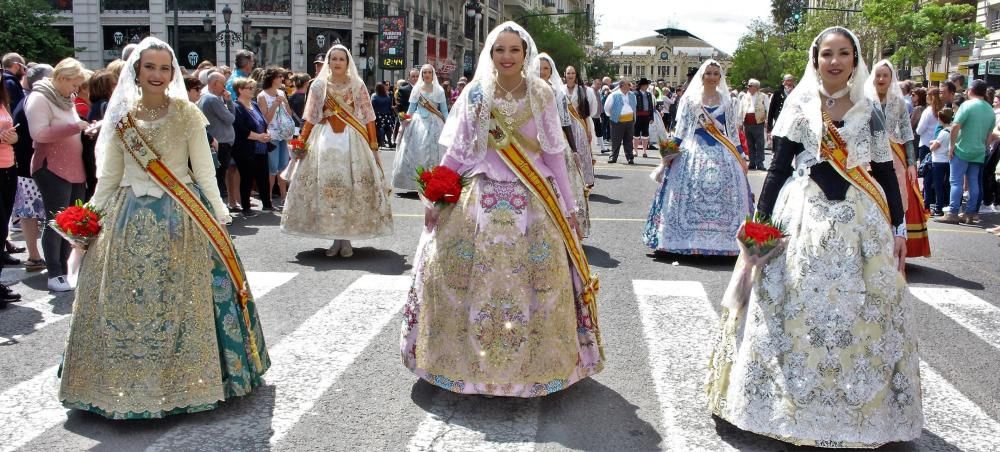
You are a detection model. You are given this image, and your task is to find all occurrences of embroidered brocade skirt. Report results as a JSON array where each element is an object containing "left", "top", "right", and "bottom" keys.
[
  {"left": 281, "top": 122, "right": 394, "bottom": 240},
  {"left": 400, "top": 175, "right": 603, "bottom": 397},
  {"left": 58, "top": 187, "right": 270, "bottom": 419},
  {"left": 391, "top": 114, "right": 446, "bottom": 191},
  {"left": 565, "top": 146, "right": 592, "bottom": 239},
  {"left": 642, "top": 134, "right": 754, "bottom": 255},
  {"left": 706, "top": 176, "right": 923, "bottom": 448},
  {"left": 568, "top": 116, "right": 596, "bottom": 187}
]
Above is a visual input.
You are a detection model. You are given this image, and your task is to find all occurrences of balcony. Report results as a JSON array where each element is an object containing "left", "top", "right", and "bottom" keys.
[
  {"left": 363, "top": 2, "right": 387, "bottom": 19},
  {"left": 100, "top": 0, "right": 148, "bottom": 12},
  {"left": 242, "top": 0, "right": 290, "bottom": 14},
  {"left": 307, "top": 0, "right": 351, "bottom": 16},
  {"left": 167, "top": 0, "right": 215, "bottom": 11},
  {"left": 991, "top": 18, "right": 1000, "bottom": 34},
  {"left": 46, "top": 0, "right": 72, "bottom": 10},
  {"left": 414, "top": 14, "right": 424, "bottom": 31}
]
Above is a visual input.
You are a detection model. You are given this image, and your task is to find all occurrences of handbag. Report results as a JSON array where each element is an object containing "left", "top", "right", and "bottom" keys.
[
  {"left": 269, "top": 99, "right": 295, "bottom": 141},
  {"left": 917, "top": 152, "right": 931, "bottom": 177}
]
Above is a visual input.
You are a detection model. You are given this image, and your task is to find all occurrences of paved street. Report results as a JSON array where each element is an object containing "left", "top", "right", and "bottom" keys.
[{"left": 2, "top": 148, "right": 999, "bottom": 452}]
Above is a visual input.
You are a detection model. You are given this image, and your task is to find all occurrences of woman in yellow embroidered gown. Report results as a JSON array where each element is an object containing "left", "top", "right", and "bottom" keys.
[
  {"left": 281, "top": 45, "right": 393, "bottom": 257},
  {"left": 707, "top": 28, "right": 921, "bottom": 447},
  {"left": 58, "top": 38, "right": 269, "bottom": 419},
  {"left": 400, "top": 22, "right": 603, "bottom": 397}
]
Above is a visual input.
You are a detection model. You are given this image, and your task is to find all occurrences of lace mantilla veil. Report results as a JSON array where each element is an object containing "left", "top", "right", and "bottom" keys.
[
  {"left": 673, "top": 59, "right": 738, "bottom": 146},
  {"left": 535, "top": 52, "right": 572, "bottom": 127},
  {"left": 409, "top": 63, "right": 446, "bottom": 105},
  {"left": 302, "top": 44, "right": 375, "bottom": 125},
  {"left": 438, "top": 21, "right": 563, "bottom": 164},
  {"left": 771, "top": 27, "right": 891, "bottom": 169},
  {"left": 866, "top": 59, "right": 915, "bottom": 144},
  {"left": 95, "top": 36, "right": 190, "bottom": 168}
]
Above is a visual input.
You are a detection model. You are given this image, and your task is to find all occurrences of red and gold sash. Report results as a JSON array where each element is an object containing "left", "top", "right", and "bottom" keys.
[
  {"left": 115, "top": 113, "right": 263, "bottom": 370},
  {"left": 417, "top": 95, "right": 446, "bottom": 123},
  {"left": 325, "top": 94, "right": 383, "bottom": 173},
  {"left": 890, "top": 141, "right": 928, "bottom": 220},
  {"left": 488, "top": 110, "right": 603, "bottom": 358},
  {"left": 821, "top": 113, "right": 891, "bottom": 224},
  {"left": 700, "top": 106, "right": 748, "bottom": 173},
  {"left": 567, "top": 101, "right": 592, "bottom": 138}
]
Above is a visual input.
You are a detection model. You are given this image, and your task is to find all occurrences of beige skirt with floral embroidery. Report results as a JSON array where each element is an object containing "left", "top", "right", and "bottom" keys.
[
  {"left": 400, "top": 175, "right": 603, "bottom": 397},
  {"left": 281, "top": 122, "right": 393, "bottom": 240}
]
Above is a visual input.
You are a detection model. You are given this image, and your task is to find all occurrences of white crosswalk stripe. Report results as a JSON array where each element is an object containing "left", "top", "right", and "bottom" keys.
[
  {"left": 909, "top": 286, "right": 1000, "bottom": 351},
  {"left": 0, "top": 271, "right": 297, "bottom": 452},
  {"left": 147, "top": 274, "right": 411, "bottom": 451}
]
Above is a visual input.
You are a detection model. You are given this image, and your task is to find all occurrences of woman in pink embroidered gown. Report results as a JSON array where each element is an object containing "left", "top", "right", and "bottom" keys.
[{"left": 399, "top": 22, "right": 603, "bottom": 397}]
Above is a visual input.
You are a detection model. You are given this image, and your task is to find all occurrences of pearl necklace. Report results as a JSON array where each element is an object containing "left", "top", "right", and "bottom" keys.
[{"left": 495, "top": 76, "right": 525, "bottom": 122}]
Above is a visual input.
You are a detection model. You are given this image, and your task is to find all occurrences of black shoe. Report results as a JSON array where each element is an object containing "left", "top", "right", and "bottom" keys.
[
  {"left": 627, "top": 160, "right": 635, "bottom": 165},
  {"left": 607, "top": 159, "right": 617, "bottom": 163},
  {"left": 241, "top": 210, "right": 259, "bottom": 218},
  {"left": 0, "top": 284, "right": 21, "bottom": 302},
  {"left": 5, "top": 241, "right": 25, "bottom": 254},
  {"left": 1, "top": 253, "right": 20, "bottom": 266}
]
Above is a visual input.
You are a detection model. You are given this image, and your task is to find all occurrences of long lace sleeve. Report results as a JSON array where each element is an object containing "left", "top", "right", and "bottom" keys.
[
  {"left": 90, "top": 128, "right": 125, "bottom": 211},
  {"left": 757, "top": 136, "right": 803, "bottom": 219},
  {"left": 302, "top": 79, "right": 326, "bottom": 125}
]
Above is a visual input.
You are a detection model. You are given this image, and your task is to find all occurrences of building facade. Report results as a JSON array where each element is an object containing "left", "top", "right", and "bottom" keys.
[
  {"left": 44, "top": 0, "right": 593, "bottom": 85},
  {"left": 604, "top": 28, "right": 731, "bottom": 88}
]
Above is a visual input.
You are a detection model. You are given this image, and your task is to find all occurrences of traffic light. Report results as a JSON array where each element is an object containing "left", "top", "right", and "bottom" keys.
[{"left": 793, "top": 11, "right": 802, "bottom": 22}]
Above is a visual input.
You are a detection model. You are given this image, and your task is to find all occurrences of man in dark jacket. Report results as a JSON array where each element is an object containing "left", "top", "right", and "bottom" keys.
[
  {"left": 767, "top": 74, "right": 794, "bottom": 140},
  {"left": 1, "top": 53, "right": 26, "bottom": 111},
  {"left": 393, "top": 68, "right": 418, "bottom": 144}
]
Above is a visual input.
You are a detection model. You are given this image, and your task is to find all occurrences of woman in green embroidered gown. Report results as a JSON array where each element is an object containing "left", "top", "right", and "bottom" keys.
[{"left": 58, "top": 38, "right": 269, "bottom": 419}]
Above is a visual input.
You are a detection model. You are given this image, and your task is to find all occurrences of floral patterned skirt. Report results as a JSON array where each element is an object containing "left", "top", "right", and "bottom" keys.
[
  {"left": 642, "top": 135, "right": 754, "bottom": 255},
  {"left": 58, "top": 187, "right": 270, "bottom": 419},
  {"left": 391, "top": 114, "right": 445, "bottom": 191},
  {"left": 400, "top": 175, "right": 603, "bottom": 397},
  {"left": 706, "top": 176, "right": 922, "bottom": 447},
  {"left": 281, "top": 123, "right": 393, "bottom": 240},
  {"left": 13, "top": 176, "right": 46, "bottom": 220}
]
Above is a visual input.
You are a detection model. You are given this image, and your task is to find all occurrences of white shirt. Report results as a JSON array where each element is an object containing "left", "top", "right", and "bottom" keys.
[
  {"left": 931, "top": 129, "right": 951, "bottom": 163},
  {"left": 915, "top": 107, "right": 939, "bottom": 148}
]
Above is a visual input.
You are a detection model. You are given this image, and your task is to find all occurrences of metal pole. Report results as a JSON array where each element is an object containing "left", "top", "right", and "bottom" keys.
[
  {"left": 172, "top": 0, "right": 180, "bottom": 53},
  {"left": 225, "top": 22, "right": 231, "bottom": 67}
]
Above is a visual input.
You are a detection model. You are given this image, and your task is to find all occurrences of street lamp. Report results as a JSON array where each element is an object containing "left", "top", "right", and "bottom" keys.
[
  {"left": 465, "top": 1, "right": 483, "bottom": 71},
  {"left": 202, "top": 4, "right": 244, "bottom": 67}
]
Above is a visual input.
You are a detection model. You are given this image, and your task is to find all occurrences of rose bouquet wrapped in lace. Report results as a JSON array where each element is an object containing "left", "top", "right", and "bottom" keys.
[
  {"left": 415, "top": 165, "right": 467, "bottom": 208},
  {"left": 659, "top": 136, "right": 682, "bottom": 158},
  {"left": 722, "top": 214, "right": 788, "bottom": 309},
  {"left": 289, "top": 137, "right": 309, "bottom": 159},
  {"left": 50, "top": 200, "right": 102, "bottom": 250}
]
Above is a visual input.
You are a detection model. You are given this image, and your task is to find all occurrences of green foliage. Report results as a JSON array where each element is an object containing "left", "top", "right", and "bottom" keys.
[
  {"left": 734, "top": 0, "right": 984, "bottom": 87},
  {"left": 0, "top": 0, "right": 77, "bottom": 64},
  {"left": 521, "top": 10, "right": 587, "bottom": 76},
  {"left": 584, "top": 51, "right": 615, "bottom": 82}
]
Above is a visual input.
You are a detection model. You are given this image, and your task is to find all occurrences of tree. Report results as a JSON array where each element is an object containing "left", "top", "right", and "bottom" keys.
[
  {"left": 728, "top": 20, "right": 784, "bottom": 89},
  {"left": 0, "top": 0, "right": 76, "bottom": 64},
  {"left": 584, "top": 50, "right": 616, "bottom": 82},
  {"left": 521, "top": 10, "right": 587, "bottom": 76},
  {"left": 772, "top": 0, "right": 808, "bottom": 34}
]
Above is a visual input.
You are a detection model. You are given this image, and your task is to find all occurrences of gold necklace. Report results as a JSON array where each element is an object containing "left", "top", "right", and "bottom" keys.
[
  {"left": 494, "top": 77, "right": 524, "bottom": 124},
  {"left": 136, "top": 99, "right": 169, "bottom": 121}
]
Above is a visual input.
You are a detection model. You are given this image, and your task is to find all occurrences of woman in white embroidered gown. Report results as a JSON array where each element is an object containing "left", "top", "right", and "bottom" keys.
[
  {"left": 642, "top": 60, "right": 753, "bottom": 255},
  {"left": 563, "top": 65, "right": 598, "bottom": 188},
  {"left": 391, "top": 64, "right": 449, "bottom": 191},
  {"left": 536, "top": 53, "right": 590, "bottom": 238},
  {"left": 706, "top": 27, "right": 921, "bottom": 447},
  {"left": 281, "top": 45, "right": 393, "bottom": 257},
  {"left": 59, "top": 38, "right": 268, "bottom": 419}
]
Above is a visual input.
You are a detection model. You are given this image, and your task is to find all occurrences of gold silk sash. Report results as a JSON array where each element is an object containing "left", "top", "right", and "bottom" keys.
[
  {"left": 488, "top": 110, "right": 603, "bottom": 358},
  {"left": 567, "top": 101, "right": 592, "bottom": 139},
  {"left": 325, "top": 94, "right": 383, "bottom": 174},
  {"left": 115, "top": 113, "right": 263, "bottom": 370},
  {"left": 890, "top": 141, "right": 929, "bottom": 221},
  {"left": 821, "top": 113, "right": 891, "bottom": 224},
  {"left": 417, "top": 95, "right": 446, "bottom": 122},
  {"left": 700, "top": 106, "right": 748, "bottom": 174}
]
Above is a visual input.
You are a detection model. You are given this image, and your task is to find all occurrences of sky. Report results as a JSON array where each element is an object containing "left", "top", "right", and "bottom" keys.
[{"left": 594, "top": 0, "right": 773, "bottom": 55}]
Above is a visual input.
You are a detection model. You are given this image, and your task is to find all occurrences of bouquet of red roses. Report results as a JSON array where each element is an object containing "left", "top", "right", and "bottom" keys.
[
  {"left": 289, "top": 138, "right": 309, "bottom": 159},
  {"left": 722, "top": 213, "right": 788, "bottom": 310},
  {"left": 398, "top": 112, "right": 412, "bottom": 121},
  {"left": 50, "top": 200, "right": 102, "bottom": 249},
  {"left": 415, "top": 165, "right": 467, "bottom": 208}
]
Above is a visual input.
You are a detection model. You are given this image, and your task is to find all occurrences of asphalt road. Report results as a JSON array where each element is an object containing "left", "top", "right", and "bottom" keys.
[{"left": 2, "top": 147, "right": 999, "bottom": 452}]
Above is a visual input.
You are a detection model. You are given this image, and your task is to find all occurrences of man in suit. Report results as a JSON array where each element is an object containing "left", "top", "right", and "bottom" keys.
[{"left": 767, "top": 74, "right": 794, "bottom": 153}]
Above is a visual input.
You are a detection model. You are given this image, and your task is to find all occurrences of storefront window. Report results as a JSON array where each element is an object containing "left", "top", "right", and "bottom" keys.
[
  {"left": 246, "top": 27, "right": 292, "bottom": 69},
  {"left": 168, "top": 26, "right": 218, "bottom": 69},
  {"left": 102, "top": 25, "right": 149, "bottom": 64},
  {"left": 308, "top": 28, "right": 352, "bottom": 75}
]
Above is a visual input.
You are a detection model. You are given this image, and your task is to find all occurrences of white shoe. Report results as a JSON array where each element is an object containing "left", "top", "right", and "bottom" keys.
[
  {"left": 339, "top": 240, "right": 353, "bottom": 258},
  {"left": 326, "top": 240, "right": 342, "bottom": 257},
  {"left": 47, "top": 276, "right": 72, "bottom": 292}
]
